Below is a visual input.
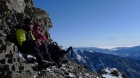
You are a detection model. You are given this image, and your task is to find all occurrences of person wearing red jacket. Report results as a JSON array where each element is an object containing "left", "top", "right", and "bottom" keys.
[
  {"left": 33, "top": 22, "right": 72, "bottom": 68},
  {"left": 32, "top": 22, "right": 46, "bottom": 45},
  {"left": 32, "top": 22, "right": 53, "bottom": 64}
]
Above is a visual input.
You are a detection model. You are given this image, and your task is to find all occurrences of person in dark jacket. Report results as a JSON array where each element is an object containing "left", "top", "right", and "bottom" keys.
[{"left": 16, "top": 18, "right": 52, "bottom": 69}]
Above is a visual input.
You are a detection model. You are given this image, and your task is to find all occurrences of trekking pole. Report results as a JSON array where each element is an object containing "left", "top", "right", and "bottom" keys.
[
  {"left": 11, "top": 9, "right": 18, "bottom": 26},
  {"left": 7, "top": 10, "right": 18, "bottom": 35},
  {"left": 5, "top": 10, "right": 18, "bottom": 35}
]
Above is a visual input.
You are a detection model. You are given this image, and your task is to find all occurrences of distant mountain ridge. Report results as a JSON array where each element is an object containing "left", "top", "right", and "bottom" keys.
[
  {"left": 67, "top": 49, "right": 140, "bottom": 78},
  {"left": 71, "top": 45, "right": 140, "bottom": 60}
]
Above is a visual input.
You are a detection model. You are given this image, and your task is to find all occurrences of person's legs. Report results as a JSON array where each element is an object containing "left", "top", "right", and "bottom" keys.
[
  {"left": 31, "top": 42, "right": 45, "bottom": 61},
  {"left": 47, "top": 45, "right": 62, "bottom": 68},
  {"left": 23, "top": 41, "right": 49, "bottom": 65},
  {"left": 39, "top": 42, "right": 53, "bottom": 62},
  {"left": 28, "top": 42, "right": 55, "bottom": 70},
  {"left": 51, "top": 54, "right": 62, "bottom": 68}
]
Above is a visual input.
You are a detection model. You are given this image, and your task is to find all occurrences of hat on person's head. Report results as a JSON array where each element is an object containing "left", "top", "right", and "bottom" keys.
[
  {"left": 34, "top": 26, "right": 41, "bottom": 31},
  {"left": 24, "top": 18, "right": 34, "bottom": 25},
  {"left": 34, "top": 22, "right": 41, "bottom": 26}
]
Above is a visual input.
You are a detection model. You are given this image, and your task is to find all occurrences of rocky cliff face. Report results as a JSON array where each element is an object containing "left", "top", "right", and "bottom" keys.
[
  {"left": 0, "top": 0, "right": 52, "bottom": 44},
  {"left": 0, "top": 0, "right": 102, "bottom": 78}
]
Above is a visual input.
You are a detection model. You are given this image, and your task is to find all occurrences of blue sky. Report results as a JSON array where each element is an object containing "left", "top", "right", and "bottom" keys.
[{"left": 33, "top": 0, "right": 140, "bottom": 48}]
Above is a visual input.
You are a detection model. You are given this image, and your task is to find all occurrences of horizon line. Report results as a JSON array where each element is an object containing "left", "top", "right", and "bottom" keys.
[{"left": 63, "top": 45, "right": 140, "bottom": 49}]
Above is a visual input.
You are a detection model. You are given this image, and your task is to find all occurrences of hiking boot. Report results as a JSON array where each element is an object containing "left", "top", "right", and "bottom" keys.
[{"left": 62, "top": 59, "right": 69, "bottom": 64}]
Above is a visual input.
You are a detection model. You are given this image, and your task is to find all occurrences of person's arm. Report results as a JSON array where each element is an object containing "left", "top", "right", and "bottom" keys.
[{"left": 39, "top": 33, "right": 46, "bottom": 42}]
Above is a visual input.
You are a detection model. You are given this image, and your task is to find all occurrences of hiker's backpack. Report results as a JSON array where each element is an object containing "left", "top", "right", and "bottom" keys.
[
  {"left": 5, "top": 24, "right": 23, "bottom": 46},
  {"left": 48, "top": 42, "right": 62, "bottom": 55}
]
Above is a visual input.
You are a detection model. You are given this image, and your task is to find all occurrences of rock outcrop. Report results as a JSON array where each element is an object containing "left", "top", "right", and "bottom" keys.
[
  {"left": 98, "top": 68, "right": 128, "bottom": 78},
  {"left": 0, "top": 0, "right": 102, "bottom": 78},
  {"left": 0, "top": 0, "right": 52, "bottom": 44},
  {"left": 0, "top": 0, "right": 53, "bottom": 77}
]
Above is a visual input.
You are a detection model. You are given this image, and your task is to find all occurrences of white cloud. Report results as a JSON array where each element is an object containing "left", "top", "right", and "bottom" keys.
[
  {"left": 97, "top": 45, "right": 135, "bottom": 49},
  {"left": 104, "top": 34, "right": 140, "bottom": 37}
]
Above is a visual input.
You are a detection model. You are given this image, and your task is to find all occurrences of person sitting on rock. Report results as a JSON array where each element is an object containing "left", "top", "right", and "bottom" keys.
[
  {"left": 32, "top": 22, "right": 72, "bottom": 68},
  {"left": 15, "top": 18, "right": 53, "bottom": 69},
  {"left": 32, "top": 22, "right": 53, "bottom": 63}
]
